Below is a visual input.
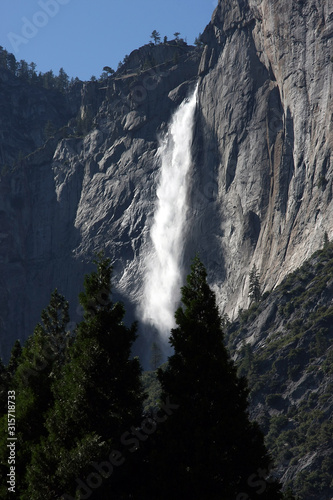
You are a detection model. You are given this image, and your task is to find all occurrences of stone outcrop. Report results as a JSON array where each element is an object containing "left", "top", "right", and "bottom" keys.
[
  {"left": 0, "top": 42, "right": 201, "bottom": 361},
  {"left": 191, "top": 0, "right": 333, "bottom": 318}
]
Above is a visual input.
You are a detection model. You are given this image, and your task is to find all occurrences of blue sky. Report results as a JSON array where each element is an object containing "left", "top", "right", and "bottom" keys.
[{"left": 0, "top": 0, "right": 218, "bottom": 81}]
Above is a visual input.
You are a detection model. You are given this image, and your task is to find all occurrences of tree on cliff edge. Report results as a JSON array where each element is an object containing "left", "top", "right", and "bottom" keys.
[
  {"left": 150, "top": 30, "right": 161, "bottom": 44},
  {"left": 148, "top": 256, "right": 283, "bottom": 499}
]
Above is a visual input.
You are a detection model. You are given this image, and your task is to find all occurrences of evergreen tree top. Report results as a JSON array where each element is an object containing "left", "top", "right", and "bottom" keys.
[
  {"left": 7, "top": 339, "right": 22, "bottom": 376},
  {"left": 171, "top": 256, "right": 225, "bottom": 355},
  {"left": 154, "top": 256, "right": 283, "bottom": 499},
  {"left": 79, "top": 252, "right": 113, "bottom": 319}
]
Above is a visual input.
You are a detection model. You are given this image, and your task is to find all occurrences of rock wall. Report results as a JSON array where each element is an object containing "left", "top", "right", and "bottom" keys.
[
  {"left": 192, "top": 0, "right": 333, "bottom": 316},
  {"left": 0, "top": 43, "right": 201, "bottom": 361},
  {"left": 0, "top": 77, "right": 82, "bottom": 360},
  {"left": 0, "top": 0, "right": 332, "bottom": 362}
]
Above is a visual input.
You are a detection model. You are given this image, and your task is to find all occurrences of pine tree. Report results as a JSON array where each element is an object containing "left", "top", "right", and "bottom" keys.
[
  {"left": 7, "top": 340, "right": 22, "bottom": 378},
  {"left": 17, "top": 59, "right": 29, "bottom": 81},
  {"left": 148, "top": 257, "right": 283, "bottom": 499},
  {"left": 323, "top": 231, "right": 329, "bottom": 248},
  {"left": 0, "top": 358, "right": 8, "bottom": 418},
  {"left": 0, "top": 343, "right": 22, "bottom": 498},
  {"left": 0, "top": 358, "right": 9, "bottom": 498},
  {"left": 0, "top": 291, "right": 70, "bottom": 498},
  {"left": 28, "top": 62, "right": 37, "bottom": 82},
  {"left": 42, "top": 69, "right": 55, "bottom": 89},
  {"left": 0, "top": 47, "right": 8, "bottom": 68},
  {"left": 6, "top": 53, "right": 17, "bottom": 75},
  {"left": 0, "top": 343, "right": 22, "bottom": 497},
  {"left": 249, "top": 263, "right": 262, "bottom": 303},
  {"left": 283, "top": 487, "right": 298, "bottom": 499},
  {"left": 194, "top": 33, "right": 204, "bottom": 47},
  {"left": 103, "top": 65, "right": 115, "bottom": 75},
  {"left": 150, "top": 30, "right": 161, "bottom": 44},
  {"left": 55, "top": 67, "right": 69, "bottom": 92},
  {"left": 44, "top": 120, "right": 57, "bottom": 139},
  {"left": 26, "top": 254, "right": 145, "bottom": 499}
]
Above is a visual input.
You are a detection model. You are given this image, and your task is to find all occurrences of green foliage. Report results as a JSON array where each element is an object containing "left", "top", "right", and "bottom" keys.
[
  {"left": 323, "top": 231, "right": 330, "bottom": 247},
  {"left": 25, "top": 254, "right": 145, "bottom": 498},
  {"left": 150, "top": 30, "right": 161, "bottom": 44},
  {"left": 240, "top": 301, "right": 260, "bottom": 324},
  {"left": 0, "top": 46, "right": 72, "bottom": 92},
  {"left": 283, "top": 487, "right": 298, "bottom": 499},
  {"left": 103, "top": 65, "right": 115, "bottom": 75},
  {"left": 148, "top": 256, "right": 283, "bottom": 499},
  {"left": 265, "top": 393, "right": 284, "bottom": 408},
  {"left": 55, "top": 67, "right": 70, "bottom": 92},
  {"left": 0, "top": 257, "right": 148, "bottom": 498},
  {"left": 226, "top": 241, "right": 333, "bottom": 499},
  {"left": 7, "top": 340, "right": 22, "bottom": 378},
  {"left": 141, "top": 369, "right": 162, "bottom": 413},
  {"left": 322, "top": 349, "right": 333, "bottom": 374},
  {"left": 0, "top": 290, "right": 70, "bottom": 498},
  {"left": 99, "top": 70, "right": 109, "bottom": 81},
  {"left": 249, "top": 263, "right": 262, "bottom": 303},
  {"left": 44, "top": 120, "right": 57, "bottom": 139},
  {"left": 0, "top": 359, "right": 8, "bottom": 417},
  {"left": 194, "top": 33, "right": 204, "bottom": 47},
  {"left": 5, "top": 239, "right": 333, "bottom": 498},
  {"left": 237, "top": 343, "right": 255, "bottom": 377},
  {"left": 142, "top": 57, "right": 156, "bottom": 70}
]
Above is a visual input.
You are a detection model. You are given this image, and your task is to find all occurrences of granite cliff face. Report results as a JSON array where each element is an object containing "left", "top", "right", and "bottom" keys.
[
  {"left": 192, "top": 0, "right": 333, "bottom": 317},
  {"left": 0, "top": 71, "right": 82, "bottom": 360},
  {"left": 0, "top": 0, "right": 332, "bottom": 365},
  {"left": 0, "top": 42, "right": 201, "bottom": 360}
]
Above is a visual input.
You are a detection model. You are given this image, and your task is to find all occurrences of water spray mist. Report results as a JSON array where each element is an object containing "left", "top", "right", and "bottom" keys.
[{"left": 141, "top": 84, "right": 198, "bottom": 342}]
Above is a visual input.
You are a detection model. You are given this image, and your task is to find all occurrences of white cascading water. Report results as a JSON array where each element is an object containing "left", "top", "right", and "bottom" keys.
[{"left": 141, "top": 84, "right": 198, "bottom": 341}]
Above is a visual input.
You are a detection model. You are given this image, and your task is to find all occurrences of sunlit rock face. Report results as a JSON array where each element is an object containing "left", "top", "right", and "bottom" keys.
[
  {"left": 0, "top": 43, "right": 201, "bottom": 360},
  {"left": 0, "top": 0, "right": 332, "bottom": 361},
  {"left": 191, "top": 0, "right": 333, "bottom": 316}
]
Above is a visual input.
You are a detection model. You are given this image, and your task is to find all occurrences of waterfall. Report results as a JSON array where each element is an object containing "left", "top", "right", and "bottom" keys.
[{"left": 141, "top": 84, "right": 198, "bottom": 342}]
